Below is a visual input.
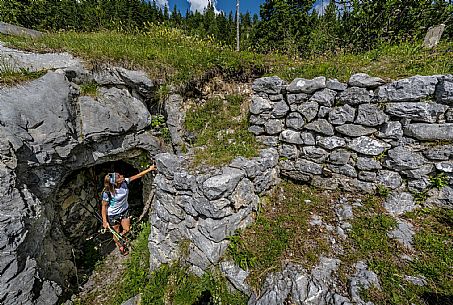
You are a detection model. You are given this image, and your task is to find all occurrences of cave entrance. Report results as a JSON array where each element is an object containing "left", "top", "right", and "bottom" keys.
[{"left": 57, "top": 159, "right": 149, "bottom": 290}]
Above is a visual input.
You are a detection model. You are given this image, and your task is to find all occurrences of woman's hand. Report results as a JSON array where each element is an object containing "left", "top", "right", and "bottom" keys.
[
  {"left": 103, "top": 221, "right": 110, "bottom": 229},
  {"left": 148, "top": 165, "right": 157, "bottom": 171}
]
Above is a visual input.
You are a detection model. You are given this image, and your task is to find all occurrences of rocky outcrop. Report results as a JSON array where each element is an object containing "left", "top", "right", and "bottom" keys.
[
  {"left": 148, "top": 149, "right": 279, "bottom": 275},
  {"left": 249, "top": 74, "right": 453, "bottom": 210},
  {"left": 0, "top": 46, "right": 167, "bottom": 304}
]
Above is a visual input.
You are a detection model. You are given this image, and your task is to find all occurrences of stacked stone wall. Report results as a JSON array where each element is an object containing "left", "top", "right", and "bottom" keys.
[
  {"left": 249, "top": 73, "right": 453, "bottom": 212},
  {"left": 149, "top": 149, "right": 279, "bottom": 275}
]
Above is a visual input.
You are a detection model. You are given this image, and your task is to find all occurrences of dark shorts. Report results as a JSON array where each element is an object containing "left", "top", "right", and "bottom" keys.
[{"left": 108, "top": 209, "right": 130, "bottom": 226}]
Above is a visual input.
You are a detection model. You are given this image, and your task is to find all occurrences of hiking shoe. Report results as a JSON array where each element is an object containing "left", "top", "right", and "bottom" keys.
[{"left": 119, "top": 246, "right": 129, "bottom": 256}]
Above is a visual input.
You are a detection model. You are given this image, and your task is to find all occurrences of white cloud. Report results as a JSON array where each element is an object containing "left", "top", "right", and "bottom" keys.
[
  {"left": 314, "top": 0, "right": 330, "bottom": 15},
  {"left": 187, "top": 0, "right": 220, "bottom": 14},
  {"left": 155, "top": 0, "right": 169, "bottom": 8}
]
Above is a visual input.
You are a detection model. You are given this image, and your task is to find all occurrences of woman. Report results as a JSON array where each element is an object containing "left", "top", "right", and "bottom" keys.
[{"left": 101, "top": 165, "right": 156, "bottom": 255}]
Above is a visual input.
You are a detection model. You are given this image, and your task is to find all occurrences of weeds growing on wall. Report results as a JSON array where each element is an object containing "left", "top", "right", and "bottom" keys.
[{"left": 185, "top": 94, "right": 260, "bottom": 167}]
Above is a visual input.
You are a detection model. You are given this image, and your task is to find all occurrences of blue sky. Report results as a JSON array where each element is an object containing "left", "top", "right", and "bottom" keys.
[{"left": 156, "top": 0, "right": 327, "bottom": 16}]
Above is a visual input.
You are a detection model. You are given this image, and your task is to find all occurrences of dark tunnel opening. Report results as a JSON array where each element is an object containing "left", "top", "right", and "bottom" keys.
[{"left": 57, "top": 159, "right": 148, "bottom": 295}]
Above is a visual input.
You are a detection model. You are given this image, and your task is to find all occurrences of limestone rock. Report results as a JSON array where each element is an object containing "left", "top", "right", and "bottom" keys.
[
  {"left": 436, "top": 76, "right": 453, "bottom": 104},
  {"left": 271, "top": 100, "right": 290, "bottom": 118},
  {"left": 328, "top": 105, "right": 356, "bottom": 125},
  {"left": 385, "top": 146, "right": 426, "bottom": 170},
  {"left": 309, "top": 88, "right": 337, "bottom": 106},
  {"left": 356, "top": 157, "right": 382, "bottom": 170},
  {"left": 0, "top": 42, "right": 81, "bottom": 72},
  {"left": 297, "top": 101, "right": 319, "bottom": 122},
  {"left": 355, "top": 104, "right": 388, "bottom": 127},
  {"left": 348, "top": 73, "right": 385, "bottom": 88},
  {"left": 348, "top": 136, "right": 391, "bottom": 156},
  {"left": 378, "top": 75, "right": 437, "bottom": 102},
  {"left": 280, "top": 129, "right": 303, "bottom": 145},
  {"left": 252, "top": 76, "right": 286, "bottom": 95},
  {"left": 304, "top": 119, "right": 335, "bottom": 136},
  {"left": 202, "top": 167, "right": 245, "bottom": 200},
  {"left": 383, "top": 192, "right": 416, "bottom": 215},
  {"left": 287, "top": 77, "right": 326, "bottom": 94},
  {"left": 377, "top": 170, "right": 403, "bottom": 189},
  {"left": 387, "top": 220, "right": 414, "bottom": 250},
  {"left": 250, "top": 95, "right": 273, "bottom": 115},
  {"left": 404, "top": 123, "right": 453, "bottom": 140},
  {"left": 220, "top": 261, "right": 251, "bottom": 296},
  {"left": 336, "top": 124, "right": 377, "bottom": 137},
  {"left": 337, "top": 87, "right": 372, "bottom": 105},
  {"left": 286, "top": 112, "right": 305, "bottom": 130},
  {"left": 326, "top": 78, "right": 347, "bottom": 91},
  {"left": 385, "top": 102, "right": 447, "bottom": 123},
  {"left": 316, "top": 136, "right": 346, "bottom": 150}
]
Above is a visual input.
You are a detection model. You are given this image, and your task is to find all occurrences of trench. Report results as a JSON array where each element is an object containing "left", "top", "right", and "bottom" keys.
[
  {"left": 57, "top": 160, "right": 145, "bottom": 284},
  {"left": 15, "top": 153, "right": 155, "bottom": 299}
]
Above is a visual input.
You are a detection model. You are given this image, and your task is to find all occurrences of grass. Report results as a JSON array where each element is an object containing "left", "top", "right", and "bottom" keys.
[
  {"left": 0, "top": 24, "right": 273, "bottom": 87},
  {"left": 1, "top": 28, "right": 452, "bottom": 88},
  {"left": 340, "top": 196, "right": 453, "bottom": 305},
  {"left": 79, "top": 81, "right": 98, "bottom": 96},
  {"left": 185, "top": 94, "right": 260, "bottom": 167},
  {"left": 276, "top": 42, "right": 453, "bottom": 82},
  {"left": 0, "top": 67, "right": 47, "bottom": 85},
  {"left": 225, "top": 182, "right": 338, "bottom": 292}
]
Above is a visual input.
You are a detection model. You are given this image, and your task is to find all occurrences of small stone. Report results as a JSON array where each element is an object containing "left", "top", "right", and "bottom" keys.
[
  {"left": 252, "top": 76, "right": 286, "bottom": 95},
  {"left": 336, "top": 124, "right": 377, "bottom": 137},
  {"left": 287, "top": 77, "right": 326, "bottom": 94},
  {"left": 377, "top": 170, "right": 402, "bottom": 189},
  {"left": 304, "top": 119, "right": 335, "bottom": 136},
  {"left": 384, "top": 192, "right": 416, "bottom": 215},
  {"left": 404, "top": 123, "right": 453, "bottom": 140},
  {"left": 358, "top": 171, "right": 377, "bottom": 182},
  {"left": 348, "top": 136, "right": 391, "bottom": 156},
  {"left": 329, "top": 149, "right": 351, "bottom": 165},
  {"left": 337, "top": 87, "right": 372, "bottom": 105},
  {"left": 385, "top": 146, "right": 426, "bottom": 170},
  {"left": 318, "top": 106, "right": 331, "bottom": 118},
  {"left": 271, "top": 100, "right": 290, "bottom": 118},
  {"left": 356, "top": 157, "right": 382, "bottom": 170},
  {"left": 302, "top": 146, "right": 329, "bottom": 163},
  {"left": 279, "top": 129, "right": 303, "bottom": 145},
  {"left": 248, "top": 125, "right": 264, "bottom": 135},
  {"left": 301, "top": 132, "right": 316, "bottom": 145},
  {"left": 378, "top": 121, "right": 403, "bottom": 139},
  {"left": 436, "top": 162, "right": 453, "bottom": 173},
  {"left": 297, "top": 101, "right": 319, "bottom": 122},
  {"left": 348, "top": 73, "right": 385, "bottom": 88},
  {"left": 328, "top": 104, "right": 356, "bottom": 125},
  {"left": 309, "top": 88, "right": 337, "bottom": 106},
  {"left": 287, "top": 93, "right": 310, "bottom": 105},
  {"left": 250, "top": 95, "right": 272, "bottom": 115},
  {"left": 385, "top": 102, "right": 447, "bottom": 123},
  {"left": 264, "top": 119, "right": 284, "bottom": 135},
  {"left": 378, "top": 75, "right": 437, "bottom": 102}
]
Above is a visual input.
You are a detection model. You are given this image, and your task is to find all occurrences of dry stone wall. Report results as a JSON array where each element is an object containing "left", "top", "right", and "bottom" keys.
[
  {"left": 149, "top": 149, "right": 279, "bottom": 275},
  {"left": 249, "top": 73, "right": 453, "bottom": 213}
]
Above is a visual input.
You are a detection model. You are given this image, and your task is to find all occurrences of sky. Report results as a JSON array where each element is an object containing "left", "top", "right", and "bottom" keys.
[{"left": 155, "top": 0, "right": 327, "bottom": 16}]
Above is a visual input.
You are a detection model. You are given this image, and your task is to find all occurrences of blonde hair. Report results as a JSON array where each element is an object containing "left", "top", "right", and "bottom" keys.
[{"left": 103, "top": 173, "right": 116, "bottom": 198}]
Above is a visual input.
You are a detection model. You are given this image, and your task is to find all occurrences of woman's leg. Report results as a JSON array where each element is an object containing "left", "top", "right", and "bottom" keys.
[
  {"left": 111, "top": 224, "right": 123, "bottom": 247},
  {"left": 121, "top": 217, "right": 131, "bottom": 235}
]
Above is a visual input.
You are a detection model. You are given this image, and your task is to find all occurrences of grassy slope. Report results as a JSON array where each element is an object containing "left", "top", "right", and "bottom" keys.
[{"left": 1, "top": 26, "right": 452, "bottom": 85}]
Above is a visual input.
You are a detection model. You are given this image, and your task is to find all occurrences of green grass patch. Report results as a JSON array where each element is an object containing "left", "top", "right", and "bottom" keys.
[
  {"left": 225, "top": 182, "right": 338, "bottom": 291},
  {"left": 0, "top": 25, "right": 273, "bottom": 86},
  {"left": 0, "top": 67, "right": 46, "bottom": 86},
  {"left": 79, "top": 81, "right": 98, "bottom": 96},
  {"left": 341, "top": 196, "right": 453, "bottom": 305},
  {"left": 273, "top": 41, "right": 453, "bottom": 82},
  {"left": 185, "top": 94, "right": 260, "bottom": 167}
]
